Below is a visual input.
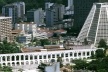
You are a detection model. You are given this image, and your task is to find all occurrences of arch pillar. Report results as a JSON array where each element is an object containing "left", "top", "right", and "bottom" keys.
[
  {"left": 24, "top": 55, "right": 26, "bottom": 65},
  {"left": 19, "top": 55, "right": 21, "bottom": 65}
]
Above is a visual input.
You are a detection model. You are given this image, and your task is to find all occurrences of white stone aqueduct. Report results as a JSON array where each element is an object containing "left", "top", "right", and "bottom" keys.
[{"left": 0, "top": 48, "right": 97, "bottom": 67}]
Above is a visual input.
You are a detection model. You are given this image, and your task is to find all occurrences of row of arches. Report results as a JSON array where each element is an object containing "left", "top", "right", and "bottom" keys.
[{"left": 0, "top": 49, "right": 96, "bottom": 66}]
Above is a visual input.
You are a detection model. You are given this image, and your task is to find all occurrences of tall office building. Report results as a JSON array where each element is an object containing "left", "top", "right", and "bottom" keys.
[
  {"left": 77, "top": 3, "right": 108, "bottom": 45},
  {"left": 0, "top": 17, "right": 12, "bottom": 41},
  {"left": 73, "top": 0, "right": 108, "bottom": 34},
  {"left": 45, "top": 2, "right": 54, "bottom": 10},
  {"left": 27, "top": 8, "right": 44, "bottom": 26},
  {"left": 2, "top": 2, "right": 25, "bottom": 29},
  {"left": 68, "top": 0, "right": 73, "bottom": 8},
  {"left": 46, "top": 3, "right": 65, "bottom": 27}
]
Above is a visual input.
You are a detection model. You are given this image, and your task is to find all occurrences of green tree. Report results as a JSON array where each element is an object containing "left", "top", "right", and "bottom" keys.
[
  {"left": 97, "top": 69, "right": 107, "bottom": 72},
  {"left": 52, "top": 33, "right": 59, "bottom": 38},
  {"left": 90, "top": 51, "right": 95, "bottom": 59},
  {"left": 98, "top": 39, "right": 107, "bottom": 49},
  {"left": 73, "top": 59, "right": 88, "bottom": 70},
  {"left": 38, "top": 63, "right": 47, "bottom": 71},
  {"left": 0, "top": 40, "right": 21, "bottom": 54},
  {"left": 40, "top": 39, "right": 51, "bottom": 46},
  {"left": 57, "top": 57, "right": 63, "bottom": 68},
  {"left": 95, "top": 49, "right": 105, "bottom": 58},
  {"left": 56, "top": 0, "right": 62, "bottom": 4},
  {"left": 2, "top": 66, "right": 12, "bottom": 72}
]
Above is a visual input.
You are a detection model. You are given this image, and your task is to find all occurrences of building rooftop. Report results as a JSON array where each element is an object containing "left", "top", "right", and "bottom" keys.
[
  {"left": 18, "top": 22, "right": 35, "bottom": 24},
  {"left": 0, "top": 16, "right": 12, "bottom": 19},
  {"left": 21, "top": 45, "right": 65, "bottom": 53},
  {"left": 11, "top": 29, "right": 22, "bottom": 34}
]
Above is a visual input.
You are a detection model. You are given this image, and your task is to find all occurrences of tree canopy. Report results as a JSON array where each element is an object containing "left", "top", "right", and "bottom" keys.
[
  {"left": 95, "top": 49, "right": 105, "bottom": 58},
  {"left": 73, "top": 49, "right": 108, "bottom": 72},
  {"left": 0, "top": 65, "right": 12, "bottom": 72},
  {"left": 73, "top": 59, "right": 88, "bottom": 70},
  {"left": 98, "top": 39, "right": 107, "bottom": 49},
  {"left": 0, "top": 40, "right": 21, "bottom": 54}
]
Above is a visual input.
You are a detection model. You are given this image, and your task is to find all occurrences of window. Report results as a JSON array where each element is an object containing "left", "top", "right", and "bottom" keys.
[
  {"left": 78, "top": 53, "right": 81, "bottom": 56},
  {"left": 74, "top": 53, "right": 77, "bottom": 57},
  {"left": 39, "top": 56, "right": 42, "bottom": 59},
  {"left": 52, "top": 54, "right": 55, "bottom": 58},
  {"left": 34, "top": 56, "right": 37, "bottom": 59},
  {"left": 83, "top": 52, "right": 85, "bottom": 56},
  {"left": 65, "top": 53, "right": 68, "bottom": 57},
  {"left": 61, "top": 53, "right": 64, "bottom": 57},
  {"left": 30, "top": 55, "right": 33, "bottom": 60},
  {"left": 48, "top": 55, "right": 51, "bottom": 58},
  {"left": 87, "top": 52, "right": 89, "bottom": 56},
  {"left": 44, "top": 55, "right": 46, "bottom": 59},
  {"left": 70, "top": 52, "right": 72, "bottom": 56},
  {"left": 57, "top": 54, "right": 59, "bottom": 57}
]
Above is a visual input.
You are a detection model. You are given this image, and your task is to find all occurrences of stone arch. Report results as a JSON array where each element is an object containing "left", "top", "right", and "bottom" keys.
[
  {"left": 16, "top": 55, "right": 19, "bottom": 60},
  {"left": 35, "top": 60, "right": 38, "bottom": 64},
  {"left": 30, "top": 61, "right": 33, "bottom": 64},
  {"left": 2, "top": 56, "right": 5, "bottom": 61},
  {"left": 8, "top": 63, "right": 10, "bottom": 66},
  {"left": 7, "top": 56, "right": 10, "bottom": 61},
  {"left": 26, "top": 61, "right": 29, "bottom": 65},
  {"left": 16, "top": 62, "right": 19, "bottom": 65},
  {"left": 25, "top": 55, "right": 28, "bottom": 60},
  {"left": 12, "top": 55, "right": 15, "bottom": 61},
  {"left": 21, "top": 62, "right": 24, "bottom": 65},
  {"left": 83, "top": 57, "right": 86, "bottom": 59},
  {"left": 21, "top": 55, "right": 24, "bottom": 60},
  {"left": 30, "top": 55, "right": 33, "bottom": 60},
  {"left": 66, "top": 58, "right": 69, "bottom": 62},
  {"left": 12, "top": 62, "right": 15, "bottom": 66},
  {"left": 3, "top": 63, "right": 5, "bottom": 66},
  {"left": 70, "top": 58, "right": 73, "bottom": 62},
  {"left": 74, "top": 53, "right": 77, "bottom": 57},
  {"left": 44, "top": 60, "right": 47, "bottom": 63}
]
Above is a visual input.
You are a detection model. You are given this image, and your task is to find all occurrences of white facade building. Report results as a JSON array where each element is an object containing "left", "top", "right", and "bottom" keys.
[
  {"left": 0, "top": 46, "right": 97, "bottom": 67},
  {"left": 15, "top": 22, "right": 37, "bottom": 34},
  {"left": 35, "top": 32, "right": 48, "bottom": 39},
  {"left": 77, "top": 3, "right": 108, "bottom": 44}
]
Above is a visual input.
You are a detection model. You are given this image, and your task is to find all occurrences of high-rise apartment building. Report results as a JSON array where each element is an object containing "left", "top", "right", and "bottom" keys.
[
  {"left": 2, "top": 2, "right": 25, "bottom": 29},
  {"left": 46, "top": 3, "right": 65, "bottom": 27},
  {"left": 15, "top": 22, "right": 37, "bottom": 34},
  {"left": 27, "top": 8, "right": 44, "bottom": 26},
  {"left": 68, "top": 0, "right": 73, "bottom": 8},
  {"left": 45, "top": 2, "right": 54, "bottom": 10},
  {"left": 0, "top": 17, "right": 12, "bottom": 41},
  {"left": 73, "top": 0, "right": 108, "bottom": 34},
  {"left": 77, "top": 3, "right": 108, "bottom": 45}
]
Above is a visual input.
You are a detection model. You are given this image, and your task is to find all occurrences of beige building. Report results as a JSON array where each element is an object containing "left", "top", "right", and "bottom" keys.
[
  {"left": 15, "top": 22, "right": 37, "bottom": 34},
  {"left": 0, "top": 17, "right": 12, "bottom": 41}
]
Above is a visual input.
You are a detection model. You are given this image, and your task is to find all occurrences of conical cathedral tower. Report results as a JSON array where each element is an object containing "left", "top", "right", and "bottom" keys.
[{"left": 77, "top": 3, "right": 108, "bottom": 44}]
